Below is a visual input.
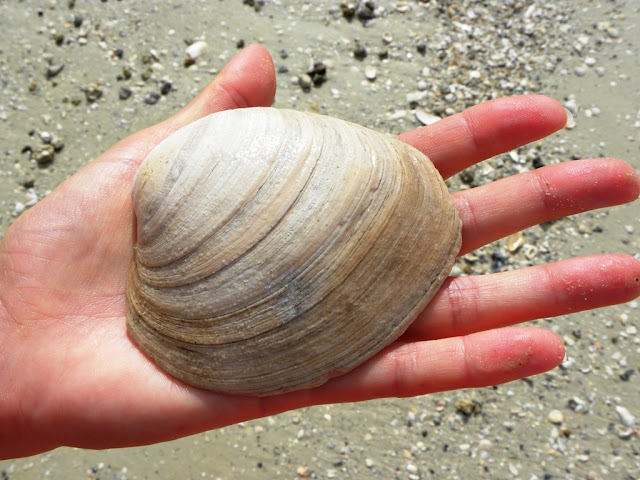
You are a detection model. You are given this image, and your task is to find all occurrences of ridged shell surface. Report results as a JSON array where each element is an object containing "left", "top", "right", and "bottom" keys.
[{"left": 126, "top": 107, "right": 461, "bottom": 396}]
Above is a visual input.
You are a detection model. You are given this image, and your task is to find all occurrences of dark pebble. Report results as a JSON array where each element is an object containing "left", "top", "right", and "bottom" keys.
[
  {"left": 279, "top": 49, "right": 288, "bottom": 59},
  {"left": 307, "top": 62, "right": 327, "bottom": 86},
  {"left": 183, "top": 57, "right": 196, "bottom": 68},
  {"left": 21, "top": 178, "right": 35, "bottom": 188},
  {"left": 83, "top": 84, "right": 103, "bottom": 103},
  {"left": 532, "top": 156, "right": 545, "bottom": 168},
  {"left": 357, "top": 4, "right": 376, "bottom": 22},
  {"left": 144, "top": 92, "right": 160, "bottom": 105},
  {"left": 73, "top": 15, "right": 83, "bottom": 27},
  {"left": 490, "top": 251, "right": 507, "bottom": 273},
  {"left": 341, "top": 3, "right": 356, "bottom": 20},
  {"left": 277, "top": 65, "right": 289, "bottom": 74},
  {"left": 620, "top": 369, "right": 635, "bottom": 382},
  {"left": 160, "top": 80, "right": 172, "bottom": 95},
  {"left": 459, "top": 169, "right": 475, "bottom": 186},
  {"left": 236, "top": 39, "right": 245, "bottom": 49},
  {"left": 592, "top": 226, "right": 603, "bottom": 233},
  {"left": 119, "top": 86, "right": 132, "bottom": 100},
  {"left": 243, "top": 0, "right": 265, "bottom": 12},
  {"left": 113, "top": 48, "right": 124, "bottom": 59},
  {"left": 416, "top": 42, "right": 427, "bottom": 55},
  {"left": 46, "top": 63, "right": 65, "bottom": 79},
  {"left": 521, "top": 377, "right": 534, "bottom": 386},
  {"left": 54, "top": 32, "right": 64, "bottom": 46},
  {"left": 353, "top": 42, "right": 367, "bottom": 60},
  {"left": 119, "top": 65, "right": 132, "bottom": 80}
]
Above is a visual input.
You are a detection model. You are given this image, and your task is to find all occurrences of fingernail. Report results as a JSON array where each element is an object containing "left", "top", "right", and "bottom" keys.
[{"left": 564, "top": 107, "right": 575, "bottom": 129}]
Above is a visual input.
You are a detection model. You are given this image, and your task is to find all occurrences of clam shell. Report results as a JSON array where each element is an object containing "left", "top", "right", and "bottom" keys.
[{"left": 126, "top": 107, "right": 461, "bottom": 396}]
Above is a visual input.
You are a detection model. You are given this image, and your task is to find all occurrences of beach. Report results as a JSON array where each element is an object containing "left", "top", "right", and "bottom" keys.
[{"left": 0, "top": 1, "right": 639, "bottom": 478}]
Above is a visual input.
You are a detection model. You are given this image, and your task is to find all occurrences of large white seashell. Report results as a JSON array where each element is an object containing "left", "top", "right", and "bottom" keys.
[{"left": 126, "top": 107, "right": 462, "bottom": 396}]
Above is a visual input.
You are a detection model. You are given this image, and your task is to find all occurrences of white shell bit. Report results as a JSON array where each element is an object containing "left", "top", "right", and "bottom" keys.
[{"left": 126, "top": 107, "right": 461, "bottom": 396}]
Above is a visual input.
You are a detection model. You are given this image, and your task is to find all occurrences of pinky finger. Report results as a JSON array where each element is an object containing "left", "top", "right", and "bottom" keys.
[{"left": 275, "top": 327, "right": 565, "bottom": 405}]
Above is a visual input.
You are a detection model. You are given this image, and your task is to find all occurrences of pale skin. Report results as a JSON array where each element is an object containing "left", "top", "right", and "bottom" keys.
[{"left": 0, "top": 45, "right": 638, "bottom": 460}]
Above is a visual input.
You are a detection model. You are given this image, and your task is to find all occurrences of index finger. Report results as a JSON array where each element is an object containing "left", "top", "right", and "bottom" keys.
[{"left": 397, "top": 95, "right": 568, "bottom": 179}]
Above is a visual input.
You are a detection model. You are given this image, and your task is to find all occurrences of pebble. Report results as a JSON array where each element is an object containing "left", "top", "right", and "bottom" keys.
[
  {"left": 406, "top": 91, "right": 427, "bottom": 104},
  {"left": 353, "top": 43, "right": 367, "bottom": 60},
  {"left": 478, "top": 439, "right": 492, "bottom": 450},
  {"left": 615, "top": 405, "right": 635, "bottom": 427},
  {"left": 298, "top": 74, "right": 312, "bottom": 90},
  {"left": 306, "top": 62, "right": 327, "bottom": 86},
  {"left": 50, "top": 135, "right": 64, "bottom": 151},
  {"left": 606, "top": 27, "right": 620, "bottom": 38},
  {"left": 567, "top": 397, "right": 588, "bottom": 414},
  {"left": 574, "top": 65, "right": 587, "bottom": 77},
  {"left": 548, "top": 410, "right": 564, "bottom": 424},
  {"left": 39, "top": 131, "right": 52, "bottom": 144},
  {"left": 185, "top": 40, "right": 207, "bottom": 59},
  {"left": 160, "top": 80, "right": 172, "bottom": 95},
  {"left": 364, "top": 65, "right": 377, "bottom": 81},
  {"left": 144, "top": 92, "right": 160, "bottom": 105},
  {"left": 365, "top": 458, "right": 374, "bottom": 468},
  {"left": 33, "top": 144, "right": 55, "bottom": 164},
  {"left": 45, "top": 63, "right": 65, "bottom": 79},
  {"left": 406, "top": 463, "right": 418, "bottom": 474},
  {"left": 119, "top": 87, "right": 132, "bottom": 100},
  {"left": 83, "top": 83, "right": 103, "bottom": 103},
  {"left": 388, "top": 110, "right": 406, "bottom": 121},
  {"left": 455, "top": 397, "right": 482, "bottom": 416}
]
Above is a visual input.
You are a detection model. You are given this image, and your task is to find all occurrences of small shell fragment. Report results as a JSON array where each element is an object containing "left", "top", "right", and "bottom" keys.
[{"left": 508, "top": 232, "right": 525, "bottom": 253}]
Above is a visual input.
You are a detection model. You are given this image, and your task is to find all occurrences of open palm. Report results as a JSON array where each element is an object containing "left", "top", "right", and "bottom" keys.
[{"left": 1, "top": 45, "right": 638, "bottom": 459}]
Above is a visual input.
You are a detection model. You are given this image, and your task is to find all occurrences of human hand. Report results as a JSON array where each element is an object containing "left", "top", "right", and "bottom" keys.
[{"left": 0, "top": 45, "right": 638, "bottom": 459}]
